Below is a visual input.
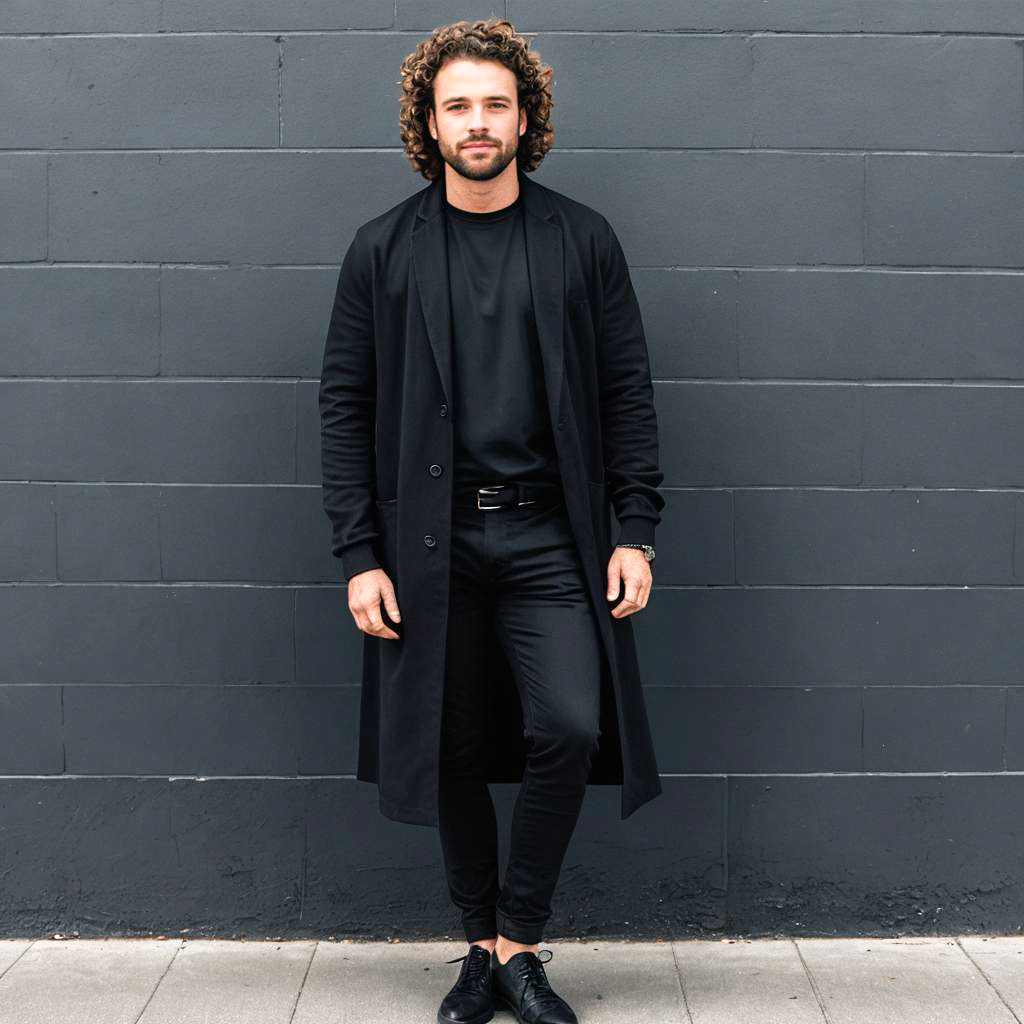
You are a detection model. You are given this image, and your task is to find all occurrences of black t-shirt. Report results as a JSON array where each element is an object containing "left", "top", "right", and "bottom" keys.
[{"left": 444, "top": 194, "right": 560, "bottom": 487}]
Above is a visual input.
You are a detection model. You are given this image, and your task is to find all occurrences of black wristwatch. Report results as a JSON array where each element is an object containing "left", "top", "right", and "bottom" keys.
[{"left": 616, "top": 542, "right": 655, "bottom": 563}]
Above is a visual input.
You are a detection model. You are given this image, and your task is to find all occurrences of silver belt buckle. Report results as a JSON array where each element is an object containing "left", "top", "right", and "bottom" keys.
[{"left": 477, "top": 485, "right": 504, "bottom": 510}]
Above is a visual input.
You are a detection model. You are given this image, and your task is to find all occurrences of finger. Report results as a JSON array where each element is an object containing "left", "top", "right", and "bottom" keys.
[
  {"left": 367, "top": 594, "right": 402, "bottom": 640},
  {"left": 381, "top": 584, "right": 401, "bottom": 623},
  {"left": 364, "top": 602, "right": 386, "bottom": 634},
  {"left": 606, "top": 561, "right": 622, "bottom": 600},
  {"left": 610, "top": 597, "right": 639, "bottom": 618},
  {"left": 355, "top": 608, "right": 399, "bottom": 640},
  {"left": 349, "top": 605, "right": 367, "bottom": 632}
]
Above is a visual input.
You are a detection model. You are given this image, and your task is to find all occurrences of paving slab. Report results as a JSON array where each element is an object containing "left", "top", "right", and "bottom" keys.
[
  {"left": 795, "top": 936, "right": 1019, "bottom": 1024},
  {"left": 0, "top": 938, "right": 179, "bottom": 1024},
  {"left": 674, "top": 937, "right": 825, "bottom": 1023},
  {"left": 525, "top": 940, "right": 687, "bottom": 1023},
  {"left": 291, "top": 940, "right": 458, "bottom": 1024},
  {"left": 138, "top": 939, "right": 316, "bottom": 1024},
  {"left": 957, "top": 935, "right": 1024, "bottom": 1021},
  {"left": 297, "top": 940, "right": 688, "bottom": 1023},
  {"left": 0, "top": 936, "right": 1022, "bottom": 1024},
  {"left": 0, "top": 941, "right": 31, "bottom": 976}
]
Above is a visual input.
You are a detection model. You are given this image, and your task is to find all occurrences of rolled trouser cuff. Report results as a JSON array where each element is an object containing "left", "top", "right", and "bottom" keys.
[
  {"left": 463, "top": 908, "right": 498, "bottom": 944},
  {"left": 495, "top": 910, "right": 545, "bottom": 945}
]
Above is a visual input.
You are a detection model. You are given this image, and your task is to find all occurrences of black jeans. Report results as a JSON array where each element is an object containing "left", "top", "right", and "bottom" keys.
[{"left": 437, "top": 484, "right": 602, "bottom": 945}]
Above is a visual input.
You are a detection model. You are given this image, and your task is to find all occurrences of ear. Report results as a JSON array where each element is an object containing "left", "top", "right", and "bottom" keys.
[
  {"left": 427, "top": 107, "right": 437, "bottom": 140},
  {"left": 519, "top": 106, "right": 527, "bottom": 138}
]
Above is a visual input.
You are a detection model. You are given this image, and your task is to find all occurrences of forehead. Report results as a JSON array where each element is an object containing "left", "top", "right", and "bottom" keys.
[{"left": 433, "top": 56, "right": 518, "bottom": 99}]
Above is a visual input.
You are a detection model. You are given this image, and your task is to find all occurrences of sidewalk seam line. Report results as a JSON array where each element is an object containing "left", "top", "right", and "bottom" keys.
[
  {"left": 950, "top": 937, "right": 1024, "bottom": 1024},
  {"left": 131, "top": 938, "right": 183, "bottom": 1024},
  {"left": 792, "top": 937, "right": 834, "bottom": 1024},
  {"left": 669, "top": 939, "right": 696, "bottom": 1023},
  {"left": 0, "top": 940, "right": 36, "bottom": 986},
  {"left": 287, "top": 940, "right": 318, "bottom": 1022}
]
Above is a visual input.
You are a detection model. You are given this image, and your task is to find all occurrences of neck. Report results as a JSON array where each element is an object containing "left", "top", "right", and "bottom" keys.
[{"left": 443, "top": 162, "right": 520, "bottom": 214}]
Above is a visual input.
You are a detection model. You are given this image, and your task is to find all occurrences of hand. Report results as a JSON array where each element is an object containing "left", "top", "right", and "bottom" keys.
[
  {"left": 606, "top": 547, "right": 652, "bottom": 618},
  {"left": 348, "top": 568, "right": 402, "bottom": 639}
]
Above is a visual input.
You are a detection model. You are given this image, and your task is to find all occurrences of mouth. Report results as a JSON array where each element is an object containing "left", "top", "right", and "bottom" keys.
[{"left": 463, "top": 143, "right": 495, "bottom": 150}]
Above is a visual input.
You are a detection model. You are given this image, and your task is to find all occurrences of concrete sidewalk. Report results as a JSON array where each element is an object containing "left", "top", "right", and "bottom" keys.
[{"left": 1, "top": 935, "right": 1023, "bottom": 1023}]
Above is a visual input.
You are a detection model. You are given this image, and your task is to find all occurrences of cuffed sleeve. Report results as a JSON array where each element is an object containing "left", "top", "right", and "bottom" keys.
[
  {"left": 614, "top": 515, "right": 656, "bottom": 549},
  {"left": 341, "top": 541, "right": 382, "bottom": 583}
]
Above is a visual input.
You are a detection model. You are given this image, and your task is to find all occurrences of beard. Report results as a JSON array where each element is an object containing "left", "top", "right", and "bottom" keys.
[{"left": 438, "top": 136, "right": 518, "bottom": 182}]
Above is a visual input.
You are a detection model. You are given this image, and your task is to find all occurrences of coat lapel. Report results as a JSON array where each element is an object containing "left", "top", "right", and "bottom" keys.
[
  {"left": 521, "top": 172, "right": 566, "bottom": 429},
  {"left": 411, "top": 168, "right": 565, "bottom": 427},
  {"left": 411, "top": 178, "right": 453, "bottom": 408}
]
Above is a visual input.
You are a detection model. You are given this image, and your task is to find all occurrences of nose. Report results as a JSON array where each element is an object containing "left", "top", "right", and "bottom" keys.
[{"left": 468, "top": 103, "right": 489, "bottom": 133}]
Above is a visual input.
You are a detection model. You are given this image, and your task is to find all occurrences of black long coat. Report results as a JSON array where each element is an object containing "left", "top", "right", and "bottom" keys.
[{"left": 318, "top": 166, "right": 666, "bottom": 827}]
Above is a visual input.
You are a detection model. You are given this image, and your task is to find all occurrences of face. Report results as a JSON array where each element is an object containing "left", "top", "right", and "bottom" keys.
[{"left": 427, "top": 57, "right": 527, "bottom": 182}]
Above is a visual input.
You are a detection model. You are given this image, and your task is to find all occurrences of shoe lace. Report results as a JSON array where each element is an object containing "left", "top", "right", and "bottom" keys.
[
  {"left": 513, "top": 948, "right": 555, "bottom": 997},
  {"left": 444, "top": 945, "right": 491, "bottom": 983}
]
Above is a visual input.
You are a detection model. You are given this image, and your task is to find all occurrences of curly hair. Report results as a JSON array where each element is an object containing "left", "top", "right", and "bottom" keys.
[{"left": 398, "top": 18, "right": 555, "bottom": 181}]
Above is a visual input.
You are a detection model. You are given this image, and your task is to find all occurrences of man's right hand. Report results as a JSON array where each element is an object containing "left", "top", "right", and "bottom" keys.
[{"left": 347, "top": 568, "right": 402, "bottom": 639}]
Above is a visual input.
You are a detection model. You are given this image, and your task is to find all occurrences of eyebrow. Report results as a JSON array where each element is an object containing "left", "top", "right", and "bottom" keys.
[{"left": 440, "top": 94, "right": 513, "bottom": 106}]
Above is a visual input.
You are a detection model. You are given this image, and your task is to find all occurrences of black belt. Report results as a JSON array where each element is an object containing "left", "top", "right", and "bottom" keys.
[{"left": 454, "top": 480, "right": 564, "bottom": 511}]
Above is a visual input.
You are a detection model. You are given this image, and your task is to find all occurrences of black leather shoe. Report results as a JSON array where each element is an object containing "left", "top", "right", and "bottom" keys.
[
  {"left": 491, "top": 948, "right": 578, "bottom": 1024},
  {"left": 437, "top": 944, "right": 495, "bottom": 1024}
]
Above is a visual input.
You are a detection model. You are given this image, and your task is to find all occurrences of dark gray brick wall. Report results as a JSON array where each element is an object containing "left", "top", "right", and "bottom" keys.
[{"left": 1, "top": 3, "right": 1023, "bottom": 939}]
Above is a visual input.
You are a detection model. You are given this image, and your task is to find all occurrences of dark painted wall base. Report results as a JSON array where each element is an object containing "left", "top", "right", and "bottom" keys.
[{"left": 1, "top": 775, "right": 1020, "bottom": 939}]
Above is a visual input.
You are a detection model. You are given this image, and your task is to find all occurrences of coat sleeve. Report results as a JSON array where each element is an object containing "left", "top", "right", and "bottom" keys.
[
  {"left": 595, "top": 215, "right": 666, "bottom": 549},
  {"left": 318, "top": 226, "right": 383, "bottom": 583}
]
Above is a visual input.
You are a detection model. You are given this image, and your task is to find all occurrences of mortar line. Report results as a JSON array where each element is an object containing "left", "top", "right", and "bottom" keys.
[
  {"left": 8, "top": 144, "right": 1024, "bottom": 155},
  {"left": 4, "top": 260, "right": 1024, "bottom": 274},
  {"left": 277, "top": 35, "right": 284, "bottom": 147},
  {"left": 1001, "top": 686, "right": 1010, "bottom": 771},
  {"left": 861, "top": 152, "right": 868, "bottom": 265},
  {"left": 721, "top": 776, "right": 729, "bottom": 903},
  {"left": 859, "top": 686, "right": 866, "bottom": 771},
  {"left": 59, "top": 684, "right": 66, "bottom": 773},
  {"left": 730, "top": 488, "right": 737, "bottom": 585},
  {"left": 156, "top": 264, "right": 163, "bottom": 376},
  {"left": 44, "top": 153, "right": 50, "bottom": 261},
  {"left": 3, "top": 29, "right": 1024, "bottom": 39},
  {"left": 291, "top": 587, "right": 298, "bottom": 689},
  {"left": 1019, "top": 40, "right": 1024, "bottom": 147}
]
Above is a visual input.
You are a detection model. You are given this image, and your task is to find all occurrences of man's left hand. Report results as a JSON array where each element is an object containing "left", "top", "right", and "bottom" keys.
[{"left": 606, "top": 546, "right": 652, "bottom": 618}]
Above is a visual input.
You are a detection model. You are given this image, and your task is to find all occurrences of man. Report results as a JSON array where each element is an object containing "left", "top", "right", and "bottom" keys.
[{"left": 318, "top": 18, "right": 664, "bottom": 1024}]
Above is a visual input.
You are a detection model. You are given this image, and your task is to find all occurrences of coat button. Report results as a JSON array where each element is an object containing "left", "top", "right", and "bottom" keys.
[
  {"left": 440, "top": 404, "right": 448, "bottom": 417},
  {"left": 424, "top": 534, "right": 436, "bottom": 548},
  {"left": 429, "top": 464, "right": 443, "bottom": 477}
]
